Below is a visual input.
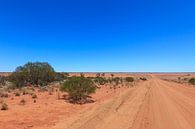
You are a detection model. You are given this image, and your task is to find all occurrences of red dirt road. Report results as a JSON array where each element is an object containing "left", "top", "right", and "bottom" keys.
[{"left": 53, "top": 76, "right": 195, "bottom": 129}]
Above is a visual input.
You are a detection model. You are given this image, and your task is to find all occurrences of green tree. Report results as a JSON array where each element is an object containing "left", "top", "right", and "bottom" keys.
[
  {"left": 9, "top": 62, "right": 56, "bottom": 87},
  {"left": 60, "top": 76, "right": 96, "bottom": 104}
]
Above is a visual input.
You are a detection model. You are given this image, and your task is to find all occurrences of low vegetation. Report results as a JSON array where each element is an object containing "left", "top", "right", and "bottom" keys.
[
  {"left": 15, "top": 91, "right": 20, "bottom": 96},
  {"left": 19, "top": 99, "right": 26, "bottom": 105},
  {"left": 60, "top": 76, "right": 96, "bottom": 104},
  {"left": 32, "top": 94, "right": 38, "bottom": 99},
  {"left": 189, "top": 78, "right": 195, "bottom": 85},
  {"left": 0, "top": 91, "right": 8, "bottom": 98},
  {"left": 55, "top": 72, "right": 68, "bottom": 82},
  {"left": 94, "top": 77, "right": 108, "bottom": 85},
  {"left": 0, "top": 62, "right": 138, "bottom": 105},
  {"left": 1, "top": 103, "right": 8, "bottom": 110},
  {"left": 125, "top": 77, "right": 134, "bottom": 82},
  {"left": 140, "top": 77, "right": 147, "bottom": 81}
]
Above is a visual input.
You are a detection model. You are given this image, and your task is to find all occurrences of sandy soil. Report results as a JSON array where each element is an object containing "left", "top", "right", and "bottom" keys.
[
  {"left": 1, "top": 74, "right": 195, "bottom": 129},
  {"left": 52, "top": 75, "right": 195, "bottom": 129},
  {"left": 0, "top": 84, "right": 129, "bottom": 129}
]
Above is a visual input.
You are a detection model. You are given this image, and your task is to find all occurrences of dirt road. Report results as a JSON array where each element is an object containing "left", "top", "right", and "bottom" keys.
[{"left": 53, "top": 76, "right": 195, "bottom": 129}]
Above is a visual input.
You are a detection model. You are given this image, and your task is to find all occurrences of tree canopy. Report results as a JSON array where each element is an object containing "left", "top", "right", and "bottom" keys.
[{"left": 9, "top": 62, "right": 56, "bottom": 87}]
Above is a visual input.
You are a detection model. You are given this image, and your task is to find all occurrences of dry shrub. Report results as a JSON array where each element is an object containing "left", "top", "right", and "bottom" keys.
[
  {"left": 32, "top": 94, "right": 37, "bottom": 99},
  {"left": 38, "top": 87, "right": 48, "bottom": 92},
  {"left": 0, "top": 92, "right": 9, "bottom": 98},
  {"left": 19, "top": 99, "right": 26, "bottom": 105},
  {"left": 1, "top": 103, "right": 8, "bottom": 110},
  {"left": 48, "top": 91, "right": 53, "bottom": 95},
  {"left": 15, "top": 92, "right": 20, "bottom": 96},
  {"left": 189, "top": 78, "right": 195, "bottom": 85},
  {"left": 57, "top": 92, "right": 60, "bottom": 100},
  {"left": 0, "top": 99, "right": 4, "bottom": 104}
]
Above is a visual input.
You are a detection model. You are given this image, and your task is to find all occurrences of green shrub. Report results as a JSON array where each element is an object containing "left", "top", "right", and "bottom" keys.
[
  {"left": 94, "top": 77, "right": 108, "bottom": 85},
  {"left": 112, "top": 77, "right": 120, "bottom": 85},
  {"left": 55, "top": 73, "right": 67, "bottom": 82},
  {"left": 8, "top": 62, "right": 56, "bottom": 87},
  {"left": 189, "top": 78, "right": 195, "bottom": 85},
  {"left": 60, "top": 76, "right": 96, "bottom": 104},
  {"left": 125, "top": 77, "right": 134, "bottom": 82}
]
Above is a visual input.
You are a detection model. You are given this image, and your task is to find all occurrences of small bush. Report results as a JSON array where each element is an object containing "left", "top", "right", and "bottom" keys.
[
  {"left": 1, "top": 103, "right": 8, "bottom": 110},
  {"left": 101, "top": 73, "right": 105, "bottom": 77},
  {"left": 125, "top": 77, "right": 134, "bottom": 82},
  {"left": 19, "top": 99, "right": 26, "bottom": 105},
  {"left": 21, "top": 87, "right": 28, "bottom": 95},
  {"left": 96, "top": 73, "right": 101, "bottom": 78},
  {"left": 140, "top": 77, "right": 147, "bottom": 81},
  {"left": 80, "top": 73, "right": 85, "bottom": 77},
  {"left": 32, "top": 94, "right": 37, "bottom": 99},
  {"left": 60, "top": 76, "right": 96, "bottom": 104},
  {"left": 112, "top": 77, "right": 120, "bottom": 85},
  {"left": 38, "top": 86, "right": 48, "bottom": 92},
  {"left": 189, "top": 78, "right": 195, "bottom": 85},
  {"left": 0, "top": 92, "right": 8, "bottom": 98},
  {"left": 15, "top": 92, "right": 20, "bottom": 96},
  {"left": 94, "top": 77, "right": 108, "bottom": 85},
  {"left": 48, "top": 91, "right": 53, "bottom": 95},
  {"left": 111, "top": 74, "right": 114, "bottom": 77}
]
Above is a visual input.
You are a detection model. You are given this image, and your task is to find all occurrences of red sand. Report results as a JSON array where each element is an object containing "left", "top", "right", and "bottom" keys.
[{"left": 1, "top": 74, "right": 195, "bottom": 129}]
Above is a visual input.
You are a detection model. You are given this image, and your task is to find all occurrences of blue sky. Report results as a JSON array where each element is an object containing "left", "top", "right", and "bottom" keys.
[{"left": 0, "top": 0, "right": 195, "bottom": 72}]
